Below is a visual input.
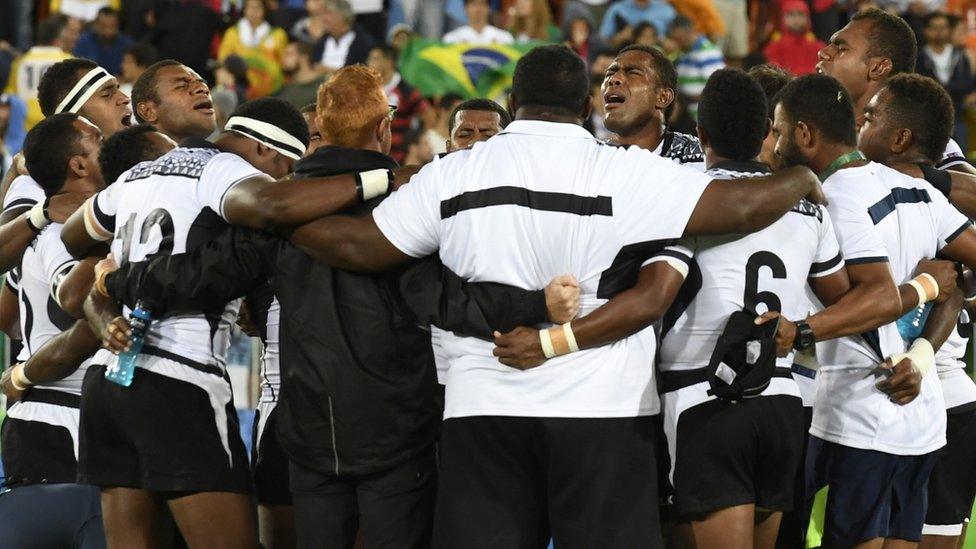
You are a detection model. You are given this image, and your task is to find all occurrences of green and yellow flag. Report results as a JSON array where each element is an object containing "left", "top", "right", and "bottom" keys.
[{"left": 399, "top": 39, "right": 543, "bottom": 99}]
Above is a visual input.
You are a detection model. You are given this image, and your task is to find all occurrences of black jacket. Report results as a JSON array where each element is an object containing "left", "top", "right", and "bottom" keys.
[
  {"left": 106, "top": 146, "right": 550, "bottom": 476},
  {"left": 311, "top": 25, "right": 375, "bottom": 68},
  {"left": 917, "top": 46, "right": 976, "bottom": 111}
]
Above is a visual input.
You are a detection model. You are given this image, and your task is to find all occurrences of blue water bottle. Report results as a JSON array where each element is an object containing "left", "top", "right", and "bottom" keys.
[
  {"left": 896, "top": 302, "right": 932, "bottom": 344},
  {"left": 105, "top": 302, "right": 152, "bottom": 387}
]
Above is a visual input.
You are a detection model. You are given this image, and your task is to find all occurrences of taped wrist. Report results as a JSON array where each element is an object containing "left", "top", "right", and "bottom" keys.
[
  {"left": 888, "top": 338, "right": 935, "bottom": 377},
  {"left": 355, "top": 169, "right": 393, "bottom": 202},
  {"left": 907, "top": 273, "right": 940, "bottom": 306},
  {"left": 539, "top": 323, "right": 580, "bottom": 358}
]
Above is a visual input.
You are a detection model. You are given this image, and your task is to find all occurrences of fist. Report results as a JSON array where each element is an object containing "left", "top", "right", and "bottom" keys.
[
  {"left": 914, "top": 259, "right": 958, "bottom": 302},
  {"left": 545, "top": 275, "right": 580, "bottom": 324},
  {"left": 876, "top": 356, "right": 922, "bottom": 405}
]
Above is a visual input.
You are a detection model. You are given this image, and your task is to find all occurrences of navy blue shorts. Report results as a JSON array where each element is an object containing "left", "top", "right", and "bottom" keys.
[
  {"left": 806, "top": 436, "right": 939, "bottom": 547},
  {"left": 0, "top": 483, "right": 105, "bottom": 548}
]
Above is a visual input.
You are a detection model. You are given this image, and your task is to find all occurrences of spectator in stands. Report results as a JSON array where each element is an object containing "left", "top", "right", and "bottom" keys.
[
  {"left": 367, "top": 45, "right": 430, "bottom": 163},
  {"left": 590, "top": 47, "right": 616, "bottom": 79},
  {"left": 916, "top": 11, "right": 975, "bottom": 149},
  {"left": 119, "top": 42, "right": 157, "bottom": 97},
  {"left": 564, "top": 17, "right": 606, "bottom": 68},
  {"left": 670, "top": 0, "right": 726, "bottom": 44},
  {"left": 600, "top": 0, "right": 676, "bottom": 48},
  {"left": 73, "top": 7, "right": 133, "bottom": 76},
  {"left": 403, "top": 126, "right": 434, "bottom": 164},
  {"left": 668, "top": 14, "right": 724, "bottom": 119},
  {"left": 215, "top": 55, "right": 250, "bottom": 106},
  {"left": 388, "top": 23, "right": 415, "bottom": 51},
  {"left": 61, "top": 15, "right": 83, "bottom": 53},
  {"left": 51, "top": 0, "right": 117, "bottom": 22},
  {"left": 218, "top": 0, "right": 289, "bottom": 97},
  {"left": 585, "top": 74, "right": 612, "bottom": 139},
  {"left": 632, "top": 21, "right": 659, "bottom": 47},
  {"left": 292, "top": 0, "right": 330, "bottom": 44},
  {"left": 443, "top": 0, "right": 515, "bottom": 44},
  {"left": 713, "top": 0, "right": 748, "bottom": 64},
  {"left": 444, "top": 97, "right": 510, "bottom": 150},
  {"left": 313, "top": 0, "right": 376, "bottom": 72},
  {"left": 0, "top": 94, "right": 11, "bottom": 178},
  {"left": 747, "top": 63, "right": 792, "bottom": 169},
  {"left": 424, "top": 92, "right": 462, "bottom": 156},
  {"left": 3, "top": 15, "right": 74, "bottom": 131},
  {"left": 763, "top": 0, "right": 825, "bottom": 75},
  {"left": 508, "top": 0, "right": 560, "bottom": 42},
  {"left": 276, "top": 41, "right": 327, "bottom": 109}
]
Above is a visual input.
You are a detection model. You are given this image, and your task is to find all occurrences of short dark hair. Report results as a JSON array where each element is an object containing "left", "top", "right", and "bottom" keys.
[
  {"left": 747, "top": 64, "right": 792, "bottom": 119},
  {"left": 36, "top": 14, "right": 68, "bottom": 46},
  {"left": 99, "top": 124, "right": 167, "bottom": 185},
  {"left": 698, "top": 69, "right": 767, "bottom": 161},
  {"left": 666, "top": 14, "right": 694, "bottom": 35},
  {"left": 617, "top": 44, "right": 677, "bottom": 91},
  {"left": 883, "top": 74, "right": 955, "bottom": 163},
  {"left": 23, "top": 113, "right": 83, "bottom": 196},
  {"left": 37, "top": 58, "right": 100, "bottom": 117},
  {"left": 229, "top": 97, "right": 310, "bottom": 149},
  {"left": 924, "top": 11, "right": 957, "bottom": 29},
  {"left": 124, "top": 42, "right": 158, "bottom": 68},
  {"left": 371, "top": 44, "right": 398, "bottom": 63},
  {"left": 97, "top": 6, "right": 118, "bottom": 19},
  {"left": 448, "top": 98, "right": 512, "bottom": 134},
  {"left": 132, "top": 59, "right": 183, "bottom": 122},
  {"left": 511, "top": 45, "right": 589, "bottom": 115},
  {"left": 775, "top": 74, "right": 857, "bottom": 146},
  {"left": 851, "top": 8, "right": 917, "bottom": 74}
]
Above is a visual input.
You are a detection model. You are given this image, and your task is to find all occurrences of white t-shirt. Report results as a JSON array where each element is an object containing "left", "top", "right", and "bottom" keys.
[
  {"left": 813, "top": 161, "right": 969, "bottom": 455},
  {"left": 2, "top": 174, "right": 44, "bottom": 214},
  {"left": 16, "top": 223, "right": 88, "bottom": 395},
  {"left": 321, "top": 31, "right": 356, "bottom": 69},
  {"left": 442, "top": 25, "right": 515, "bottom": 45},
  {"left": 85, "top": 146, "right": 264, "bottom": 374},
  {"left": 373, "top": 119, "right": 712, "bottom": 419}
]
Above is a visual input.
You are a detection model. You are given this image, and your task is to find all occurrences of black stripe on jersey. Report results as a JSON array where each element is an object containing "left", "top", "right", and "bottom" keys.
[
  {"left": 3, "top": 198, "right": 37, "bottom": 213},
  {"left": 651, "top": 249, "right": 692, "bottom": 266},
  {"left": 92, "top": 200, "right": 116, "bottom": 233},
  {"left": 142, "top": 345, "right": 224, "bottom": 376},
  {"left": 867, "top": 187, "right": 932, "bottom": 225},
  {"left": 596, "top": 238, "right": 679, "bottom": 299},
  {"left": 935, "top": 155, "right": 967, "bottom": 170},
  {"left": 944, "top": 221, "right": 972, "bottom": 245},
  {"left": 19, "top": 285, "right": 34, "bottom": 355},
  {"left": 25, "top": 388, "right": 81, "bottom": 408},
  {"left": 845, "top": 256, "right": 889, "bottom": 265},
  {"left": 47, "top": 295, "right": 75, "bottom": 331},
  {"left": 809, "top": 253, "right": 842, "bottom": 276},
  {"left": 440, "top": 187, "right": 613, "bottom": 219}
]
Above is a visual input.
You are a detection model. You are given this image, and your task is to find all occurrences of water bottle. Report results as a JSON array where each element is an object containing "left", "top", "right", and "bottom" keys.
[
  {"left": 105, "top": 302, "right": 152, "bottom": 387},
  {"left": 896, "top": 302, "right": 932, "bottom": 344}
]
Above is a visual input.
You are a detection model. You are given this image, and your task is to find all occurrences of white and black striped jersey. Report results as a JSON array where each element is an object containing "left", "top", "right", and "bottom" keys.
[
  {"left": 653, "top": 130, "right": 706, "bottom": 172},
  {"left": 16, "top": 223, "right": 86, "bottom": 395},
  {"left": 938, "top": 138, "right": 970, "bottom": 171},
  {"left": 658, "top": 161, "right": 843, "bottom": 385},
  {"left": 813, "top": 161, "right": 970, "bottom": 455},
  {"left": 2, "top": 175, "right": 44, "bottom": 215},
  {"left": 84, "top": 144, "right": 265, "bottom": 374}
]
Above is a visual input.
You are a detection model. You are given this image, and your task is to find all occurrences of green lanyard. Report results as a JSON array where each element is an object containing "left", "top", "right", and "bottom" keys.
[{"left": 818, "top": 150, "right": 866, "bottom": 182}]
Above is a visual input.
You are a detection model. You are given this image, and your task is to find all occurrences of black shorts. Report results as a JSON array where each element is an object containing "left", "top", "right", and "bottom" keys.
[
  {"left": 924, "top": 405, "right": 976, "bottom": 536},
  {"left": 806, "top": 436, "right": 939, "bottom": 546},
  {"left": 666, "top": 393, "right": 804, "bottom": 518},
  {"left": 1, "top": 388, "right": 80, "bottom": 486},
  {"left": 77, "top": 363, "right": 252, "bottom": 494},
  {"left": 252, "top": 402, "right": 292, "bottom": 506},
  {"left": 434, "top": 415, "right": 664, "bottom": 549}
]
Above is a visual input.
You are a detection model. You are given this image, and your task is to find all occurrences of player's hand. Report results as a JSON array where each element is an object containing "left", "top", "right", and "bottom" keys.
[
  {"left": 94, "top": 253, "right": 119, "bottom": 280},
  {"left": 102, "top": 316, "right": 133, "bottom": 354},
  {"left": 803, "top": 170, "right": 828, "bottom": 205},
  {"left": 13, "top": 152, "right": 27, "bottom": 176},
  {"left": 755, "top": 311, "right": 796, "bottom": 357},
  {"left": 493, "top": 327, "right": 547, "bottom": 370},
  {"left": 236, "top": 300, "right": 261, "bottom": 337},
  {"left": 545, "top": 275, "right": 580, "bottom": 324},
  {"left": 0, "top": 366, "right": 25, "bottom": 403},
  {"left": 875, "top": 356, "right": 922, "bottom": 405},
  {"left": 913, "top": 259, "right": 958, "bottom": 302},
  {"left": 47, "top": 191, "right": 93, "bottom": 223}
]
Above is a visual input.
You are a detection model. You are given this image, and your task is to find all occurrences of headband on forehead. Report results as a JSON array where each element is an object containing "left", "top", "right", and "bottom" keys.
[
  {"left": 225, "top": 116, "right": 306, "bottom": 160},
  {"left": 54, "top": 67, "right": 114, "bottom": 115}
]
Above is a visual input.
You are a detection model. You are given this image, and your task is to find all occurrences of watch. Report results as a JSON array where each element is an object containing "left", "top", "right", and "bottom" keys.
[{"left": 793, "top": 320, "right": 815, "bottom": 352}]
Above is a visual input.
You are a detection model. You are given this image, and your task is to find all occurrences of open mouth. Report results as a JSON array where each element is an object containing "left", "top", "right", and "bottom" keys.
[
  {"left": 604, "top": 93, "right": 626, "bottom": 109},
  {"left": 121, "top": 111, "right": 133, "bottom": 126},
  {"left": 194, "top": 100, "right": 215, "bottom": 115}
]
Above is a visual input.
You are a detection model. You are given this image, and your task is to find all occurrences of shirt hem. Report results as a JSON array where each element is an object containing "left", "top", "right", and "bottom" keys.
[{"left": 808, "top": 427, "right": 945, "bottom": 456}]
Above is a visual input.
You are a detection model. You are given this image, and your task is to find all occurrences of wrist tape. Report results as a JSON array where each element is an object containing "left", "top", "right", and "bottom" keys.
[{"left": 539, "top": 323, "right": 580, "bottom": 359}]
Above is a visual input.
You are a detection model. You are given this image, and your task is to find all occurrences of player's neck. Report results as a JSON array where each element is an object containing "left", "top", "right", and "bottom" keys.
[
  {"left": 515, "top": 106, "right": 584, "bottom": 126},
  {"left": 810, "top": 142, "right": 865, "bottom": 177},
  {"left": 885, "top": 149, "right": 931, "bottom": 169},
  {"left": 614, "top": 121, "right": 665, "bottom": 152}
]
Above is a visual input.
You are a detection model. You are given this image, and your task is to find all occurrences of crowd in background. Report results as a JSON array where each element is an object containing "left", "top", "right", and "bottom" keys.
[{"left": 2, "top": 0, "right": 976, "bottom": 176}]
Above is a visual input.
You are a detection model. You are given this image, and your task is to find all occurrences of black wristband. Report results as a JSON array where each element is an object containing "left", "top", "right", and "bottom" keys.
[
  {"left": 354, "top": 172, "right": 365, "bottom": 202},
  {"left": 24, "top": 214, "right": 42, "bottom": 233}
]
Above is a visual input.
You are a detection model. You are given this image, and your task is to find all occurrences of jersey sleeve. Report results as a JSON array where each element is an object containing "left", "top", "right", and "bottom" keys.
[
  {"left": 38, "top": 232, "right": 78, "bottom": 306},
  {"left": 2, "top": 175, "right": 44, "bottom": 214},
  {"left": 644, "top": 239, "right": 695, "bottom": 278},
  {"left": 936, "top": 138, "right": 969, "bottom": 170},
  {"left": 809, "top": 206, "right": 845, "bottom": 278},
  {"left": 612, "top": 150, "right": 712, "bottom": 247},
  {"left": 824, "top": 183, "right": 890, "bottom": 265},
  {"left": 198, "top": 152, "right": 267, "bottom": 221},
  {"left": 372, "top": 160, "right": 443, "bottom": 258},
  {"left": 931, "top": 190, "right": 972, "bottom": 249},
  {"left": 85, "top": 183, "right": 123, "bottom": 241}
]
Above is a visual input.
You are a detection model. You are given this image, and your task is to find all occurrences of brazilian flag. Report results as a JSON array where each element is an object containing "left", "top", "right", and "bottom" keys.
[{"left": 399, "top": 39, "right": 544, "bottom": 99}]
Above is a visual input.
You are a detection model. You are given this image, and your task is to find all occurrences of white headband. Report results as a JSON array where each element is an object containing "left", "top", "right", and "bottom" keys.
[
  {"left": 225, "top": 116, "right": 306, "bottom": 160},
  {"left": 54, "top": 67, "right": 114, "bottom": 114}
]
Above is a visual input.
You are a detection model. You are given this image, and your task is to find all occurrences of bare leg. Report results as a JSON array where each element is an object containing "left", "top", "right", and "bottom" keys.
[
  {"left": 854, "top": 538, "right": 885, "bottom": 549},
  {"left": 753, "top": 508, "right": 782, "bottom": 549},
  {"left": 678, "top": 504, "right": 755, "bottom": 549},
  {"left": 258, "top": 504, "right": 295, "bottom": 549},
  {"left": 100, "top": 488, "right": 171, "bottom": 549},
  {"left": 167, "top": 491, "right": 259, "bottom": 549},
  {"left": 882, "top": 538, "right": 920, "bottom": 549}
]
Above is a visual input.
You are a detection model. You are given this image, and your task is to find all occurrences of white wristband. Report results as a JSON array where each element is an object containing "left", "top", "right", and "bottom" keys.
[
  {"left": 28, "top": 201, "right": 50, "bottom": 231},
  {"left": 562, "top": 323, "right": 579, "bottom": 353},
  {"left": 888, "top": 338, "right": 935, "bottom": 377},
  {"left": 359, "top": 169, "right": 391, "bottom": 201},
  {"left": 907, "top": 279, "right": 928, "bottom": 307},
  {"left": 539, "top": 329, "right": 556, "bottom": 359},
  {"left": 917, "top": 272, "right": 939, "bottom": 300},
  {"left": 10, "top": 363, "right": 32, "bottom": 391}
]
